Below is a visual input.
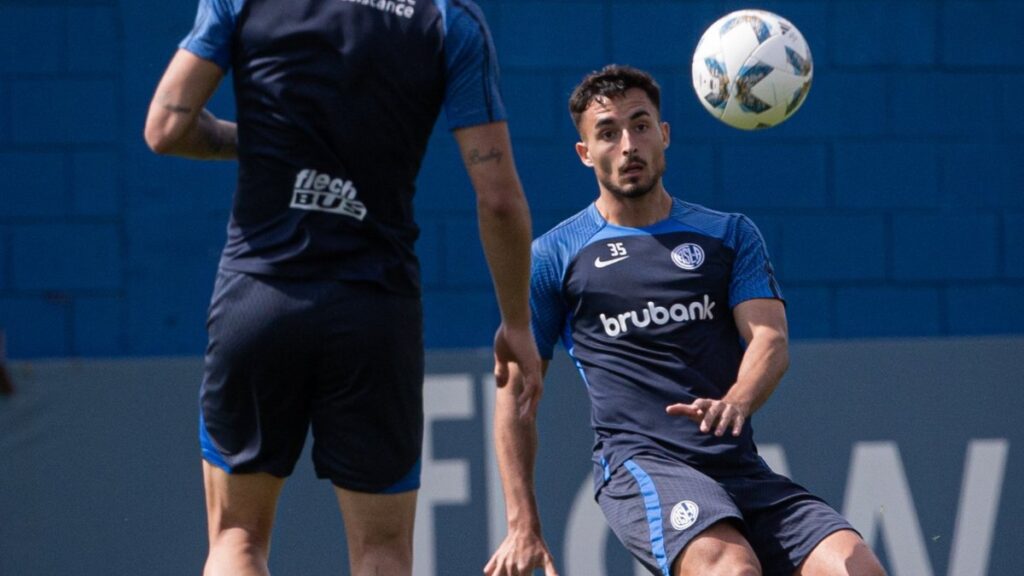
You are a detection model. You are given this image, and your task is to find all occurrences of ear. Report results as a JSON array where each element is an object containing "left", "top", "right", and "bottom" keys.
[
  {"left": 661, "top": 121, "right": 671, "bottom": 150},
  {"left": 575, "top": 141, "right": 594, "bottom": 167}
]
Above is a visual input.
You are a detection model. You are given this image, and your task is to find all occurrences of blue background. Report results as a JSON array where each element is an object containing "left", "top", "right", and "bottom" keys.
[
  {"left": 1, "top": 0, "right": 1021, "bottom": 359},
  {"left": 0, "top": 3, "right": 1021, "bottom": 575}
]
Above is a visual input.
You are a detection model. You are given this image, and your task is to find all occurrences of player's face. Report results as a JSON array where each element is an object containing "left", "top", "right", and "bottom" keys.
[{"left": 575, "top": 88, "right": 670, "bottom": 200}]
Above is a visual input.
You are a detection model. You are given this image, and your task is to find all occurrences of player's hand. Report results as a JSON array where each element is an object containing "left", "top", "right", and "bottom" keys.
[
  {"left": 666, "top": 398, "right": 749, "bottom": 437},
  {"left": 493, "top": 323, "right": 543, "bottom": 418},
  {"left": 484, "top": 530, "right": 559, "bottom": 576}
]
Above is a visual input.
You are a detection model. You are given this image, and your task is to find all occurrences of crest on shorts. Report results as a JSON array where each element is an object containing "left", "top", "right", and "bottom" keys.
[{"left": 670, "top": 500, "right": 700, "bottom": 530}]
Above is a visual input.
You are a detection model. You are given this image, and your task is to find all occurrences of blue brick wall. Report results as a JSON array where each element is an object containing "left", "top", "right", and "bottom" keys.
[{"left": 1, "top": 0, "right": 1022, "bottom": 359}]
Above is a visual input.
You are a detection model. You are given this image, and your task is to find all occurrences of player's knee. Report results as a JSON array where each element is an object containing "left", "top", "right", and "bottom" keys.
[
  {"left": 349, "top": 524, "right": 412, "bottom": 559},
  {"left": 210, "top": 526, "right": 270, "bottom": 556},
  {"left": 348, "top": 533, "right": 413, "bottom": 575},
  {"left": 204, "top": 527, "right": 272, "bottom": 576},
  {"left": 675, "top": 522, "right": 762, "bottom": 576},
  {"left": 675, "top": 543, "right": 761, "bottom": 576},
  {"left": 676, "top": 559, "right": 760, "bottom": 576},
  {"left": 714, "top": 560, "right": 760, "bottom": 576},
  {"left": 848, "top": 541, "right": 887, "bottom": 576}
]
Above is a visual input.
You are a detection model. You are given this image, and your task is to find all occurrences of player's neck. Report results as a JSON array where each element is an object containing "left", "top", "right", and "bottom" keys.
[{"left": 596, "top": 188, "right": 672, "bottom": 228}]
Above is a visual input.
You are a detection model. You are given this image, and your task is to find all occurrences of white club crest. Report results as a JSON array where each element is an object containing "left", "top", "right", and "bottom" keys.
[
  {"left": 671, "top": 243, "right": 705, "bottom": 270},
  {"left": 670, "top": 500, "right": 700, "bottom": 531}
]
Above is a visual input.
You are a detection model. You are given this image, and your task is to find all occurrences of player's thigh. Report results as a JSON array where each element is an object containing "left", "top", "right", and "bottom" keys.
[
  {"left": 334, "top": 486, "right": 417, "bottom": 545},
  {"left": 796, "top": 529, "right": 884, "bottom": 576},
  {"left": 310, "top": 286, "right": 424, "bottom": 493},
  {"left": 597, "top": 454, "right": 749, "bottom": 576},
  {"left": 201, "top": 270, "right": 320, "bottom": 476},
  {"left": 724, "top": 467, "right": 855, "bottom": 575},
  {"left": 203, "top": 461, "right": 286, "bottom": 546},
  {"left": 674, "top": 520, "right": 761, "bottom": 576}
]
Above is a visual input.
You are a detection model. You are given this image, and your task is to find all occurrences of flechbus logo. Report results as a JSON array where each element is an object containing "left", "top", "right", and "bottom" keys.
[
  {"left": 599, "top": 295, "right": 717, "bottom": 337},
  {"left": 291, "top": 169, "right": 367, "bottom": 221}
]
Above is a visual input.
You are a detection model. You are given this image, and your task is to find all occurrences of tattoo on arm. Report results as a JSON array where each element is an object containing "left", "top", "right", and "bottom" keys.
[
  {"left": 162, "top": 103, "right": 193, "bottom": 114},
  {"left": 467, "top": 146, "right": 504, "bottom": 166},
  {"left": 197, "top": 111, "right": 237, "bottom": 158},
  {"left": 206, "top": 125, "right": 236, "bottom": 156},
  {"left": 158, "top": 92, "right": 193, "bottom": 115}
]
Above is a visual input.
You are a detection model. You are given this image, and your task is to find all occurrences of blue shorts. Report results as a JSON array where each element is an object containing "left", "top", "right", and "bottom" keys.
[
  {"left": 199, "top": 269, "right": 423, "bottom": 493},
  {"left": 597, "top": 453, "right": 854, "bottom": 576}
]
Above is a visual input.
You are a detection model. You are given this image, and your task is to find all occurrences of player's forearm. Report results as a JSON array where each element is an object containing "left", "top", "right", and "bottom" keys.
[
  {"left": 146, "top": 107, "right": 237, "bottom": 160},
  {"left": 478, "top": 194, "right": 533, "bottom": 328},
  {"left": 455, "top": 122, "right": 533, "bottom": 327},
  {"left": 725, "top": 327, "right": 789, "bottom": 415},
  {"left": 494, "top": 375, "right": 544, "bottom": 531}
]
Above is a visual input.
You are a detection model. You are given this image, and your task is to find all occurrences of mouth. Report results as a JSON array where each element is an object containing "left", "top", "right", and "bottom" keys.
[{"left": 620, "top": 161, "right": 646, "bottom": 176}]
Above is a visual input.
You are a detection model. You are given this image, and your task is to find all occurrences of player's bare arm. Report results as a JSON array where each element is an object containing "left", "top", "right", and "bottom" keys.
[
  {"left": 485, "top": 360, "right": 559, "bottom": 576},
  {"left": 454, "top": 122, "right": 542, "bottom": 415},
  {"left": 667, "top": 298, "right": 789, "bottom": 436},
  {"left": 145, "top": 49, "right": 237, "bottom": 160},
  {"left": 454, "top": 121, "right": 531, "bottom": 329}
]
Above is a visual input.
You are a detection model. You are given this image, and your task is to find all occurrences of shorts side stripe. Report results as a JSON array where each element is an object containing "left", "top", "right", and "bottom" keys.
[
  {"left": 199, "top": 409, "right": 232, "bottom": 473},
  {"left": 624, "top": 459, "right": 670, "bottom": 576},
  {"left": 380, "top": 458, "right": 422, "bottom": 494}
]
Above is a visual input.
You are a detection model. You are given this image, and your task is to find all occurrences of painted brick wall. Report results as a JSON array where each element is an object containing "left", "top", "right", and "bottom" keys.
[{"left": 0, "top": 0, "right": 1021, "bottom": 359}]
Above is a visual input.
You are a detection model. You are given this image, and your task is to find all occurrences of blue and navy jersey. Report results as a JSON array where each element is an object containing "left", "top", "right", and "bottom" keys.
[
  {"left": 180, "top": 0, "right": 506, "bottom": 294},
  {"left": 531, "top": 198, "right": 784, "bottom": 489}
]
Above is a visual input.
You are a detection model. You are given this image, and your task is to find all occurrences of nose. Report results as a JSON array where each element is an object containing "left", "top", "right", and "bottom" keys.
[{"left": 621, "top": 132, "right": 637, "bottom": 155}]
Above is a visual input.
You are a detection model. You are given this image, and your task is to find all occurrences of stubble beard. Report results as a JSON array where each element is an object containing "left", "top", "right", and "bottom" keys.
[{"left": 600, "top": 162, "right": 665, "bottom": 200}]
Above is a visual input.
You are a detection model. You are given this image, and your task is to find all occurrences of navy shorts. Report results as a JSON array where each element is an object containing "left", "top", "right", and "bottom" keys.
[
  {"left": 199, "top": 269, "right": 424, "bottom": 493},
  {"left": 597, "top": 453, "right": 854, "bottom": 576}
]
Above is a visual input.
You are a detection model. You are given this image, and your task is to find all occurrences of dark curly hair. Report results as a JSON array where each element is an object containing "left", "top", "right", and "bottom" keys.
[{"left": 568, "top": 64, "right": 662, "bottom": 131}]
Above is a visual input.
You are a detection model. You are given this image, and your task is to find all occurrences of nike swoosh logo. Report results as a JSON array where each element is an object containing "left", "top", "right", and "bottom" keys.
[{"left": 594, "top": 255, "right": 630, "bottom": 268}]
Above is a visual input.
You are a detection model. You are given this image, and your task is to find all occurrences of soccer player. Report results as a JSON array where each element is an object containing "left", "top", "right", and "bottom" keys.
[
  {"left": 144, "top": 2, "right": 541, "bottom": 575},
  {"left": 485, "top": 65, "right": 886, "bottom": 576}
]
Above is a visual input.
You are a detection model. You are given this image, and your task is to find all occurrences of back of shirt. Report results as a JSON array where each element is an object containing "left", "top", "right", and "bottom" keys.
[{"left": 180, "top": 0, "right": 506, "bottom": 294}]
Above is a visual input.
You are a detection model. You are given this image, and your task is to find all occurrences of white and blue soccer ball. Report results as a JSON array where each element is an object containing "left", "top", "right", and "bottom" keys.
[{"left": 691, "top": 9, "right": 813, "bottom": 130}]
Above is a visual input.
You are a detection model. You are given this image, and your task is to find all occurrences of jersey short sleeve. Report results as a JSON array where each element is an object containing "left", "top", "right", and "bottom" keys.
[
  {"left": 441, "top": 2, "right": 507, "bottom": 129},
  {"left": 728, "top": 215, "right": 783, "bottom": 308},
  {"left": 179, "top": 0, "right": 244, "bottom": 72},
  {"left": 530, "top": 242, "right": 568, "bottom": 360}
]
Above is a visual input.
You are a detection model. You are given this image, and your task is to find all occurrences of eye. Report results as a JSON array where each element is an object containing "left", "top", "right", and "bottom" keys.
[{"left": 599, "top": 129, "right": 617, "bottom": 141}]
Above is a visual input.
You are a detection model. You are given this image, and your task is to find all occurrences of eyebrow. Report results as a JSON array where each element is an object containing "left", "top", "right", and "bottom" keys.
[{"left": 593, "top": 109, "right": 652, "bottom": 130}]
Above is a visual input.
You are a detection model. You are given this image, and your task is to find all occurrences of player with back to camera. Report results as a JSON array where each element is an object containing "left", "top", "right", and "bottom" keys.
[
  {"left": 485, "top": 64, "right": 886, "bottom": 576},
  {"left": 144, "top": 1, "right": 542, "bottom": 575}
]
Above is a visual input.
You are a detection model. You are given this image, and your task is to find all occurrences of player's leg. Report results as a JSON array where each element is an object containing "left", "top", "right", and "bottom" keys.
[
  {"left": 199, "top": 270, "right": 319, "bottom": 574},
  {"left": 598, "top": 454, "right": 758, "bottom": 576},
  {"left": 202, "top": 463, "right": 285, "bottom": 576},
  {"left": 723, "top": 465, "right": 877, "bottom": 576},
  {"left": 311, "top": 284, "right": 425, "bottom": 575},
  {"left": 672, "top": 520, "right": 761, "bottom": 576},
  {"left": 334, "top": 488, "right": 417, "bottom": 575},
  {"left": 795, "top": 529, "right": 885, "bottom": 576}
]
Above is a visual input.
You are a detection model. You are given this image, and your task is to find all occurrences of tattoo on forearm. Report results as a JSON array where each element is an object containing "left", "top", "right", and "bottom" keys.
[
  {"left": 468, "top": 146, "right": 503, "bottom": 166},
  {"left": 200, "top": 117, "right": 237, "bottom": 158}
]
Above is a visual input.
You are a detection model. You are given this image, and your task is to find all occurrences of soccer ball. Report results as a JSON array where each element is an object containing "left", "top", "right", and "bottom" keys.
[{"left": 691, "top": 9, "right": 813, "bottom": 130}]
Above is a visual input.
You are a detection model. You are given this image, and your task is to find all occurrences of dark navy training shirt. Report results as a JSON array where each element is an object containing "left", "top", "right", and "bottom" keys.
[
  {"left": 530, "top": 198, "right": 784, "bottom": 491},
  {"left": 180, "top": 0, "right": 506, "bottom": 294}
]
